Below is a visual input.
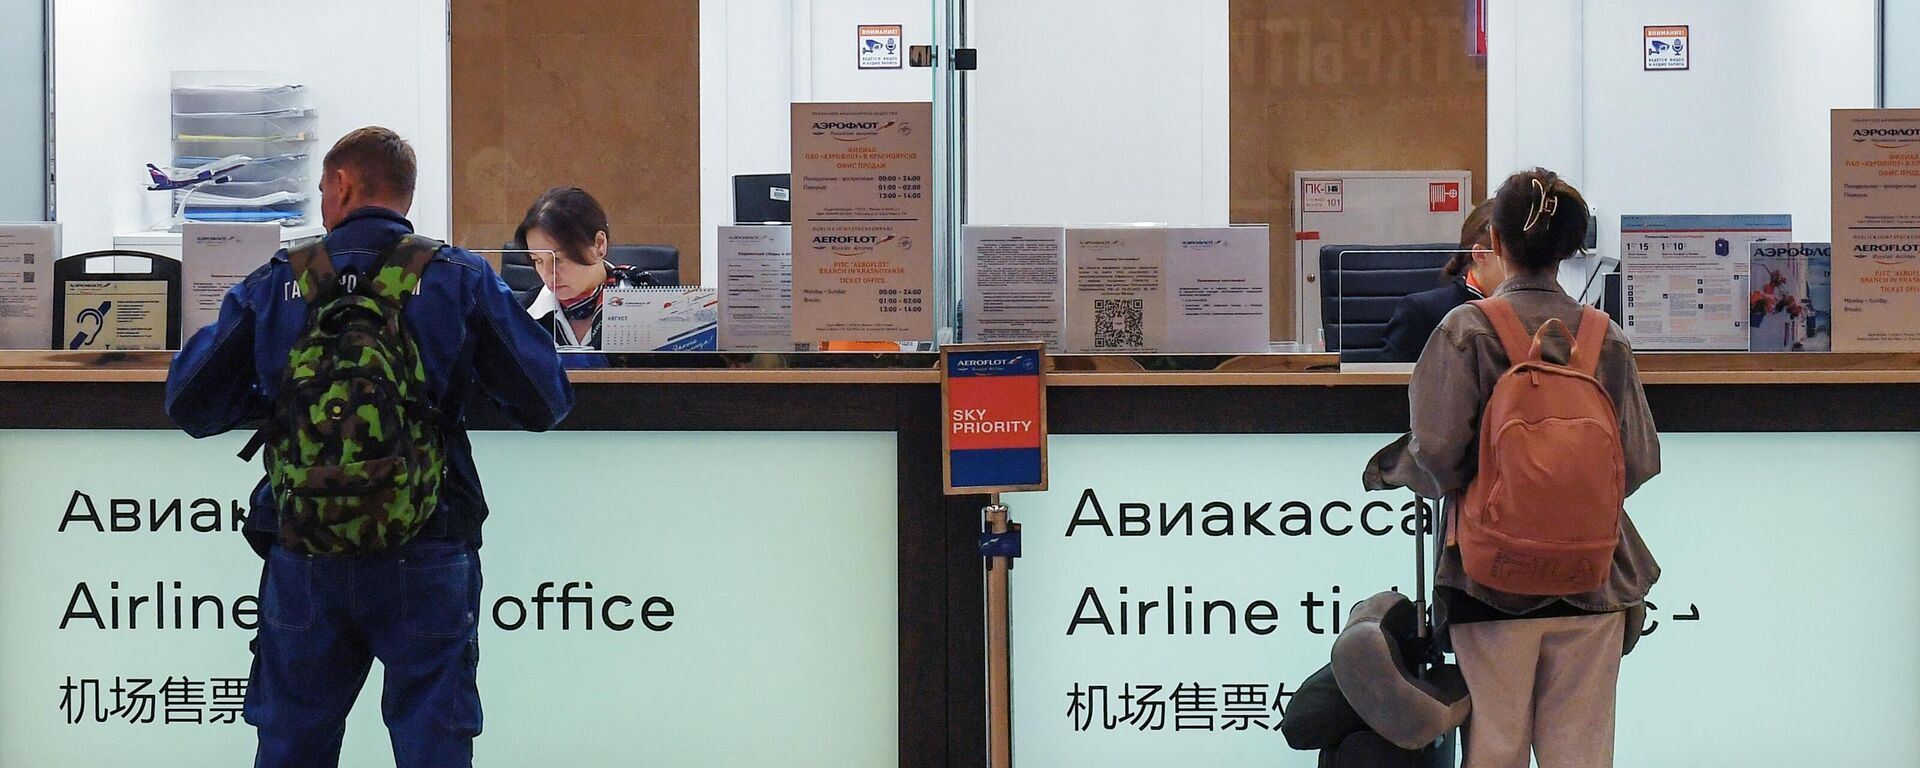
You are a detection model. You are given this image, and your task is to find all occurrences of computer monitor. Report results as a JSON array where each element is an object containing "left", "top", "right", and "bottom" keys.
[
  {"left": 1601, "top": 271, "right": 1624, "bottom": 327},
  {"left": 733, "top": 174, "right": 791, "bottom": 224}
]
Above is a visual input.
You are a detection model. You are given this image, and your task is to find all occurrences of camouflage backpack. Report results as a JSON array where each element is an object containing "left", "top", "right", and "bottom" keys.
[{"left": 244, "top": 235, "right": 447, "bottom": 555}]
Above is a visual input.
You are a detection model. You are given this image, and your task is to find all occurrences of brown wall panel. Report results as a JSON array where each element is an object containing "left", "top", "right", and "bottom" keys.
[
  {"left": 452, "top": 0, "right": 702, "bottom": 282},
  {"left": 1230, "top": 1, "right": 1487, "bottom": 339}
]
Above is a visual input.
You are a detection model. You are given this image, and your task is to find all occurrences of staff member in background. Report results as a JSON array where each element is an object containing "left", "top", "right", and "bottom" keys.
[
  {"left": 1380, "top": 199, "right": 1501, "bottom": 362},
  {"left": 515, "top": 186, "right": 651, "bottom": 353}
]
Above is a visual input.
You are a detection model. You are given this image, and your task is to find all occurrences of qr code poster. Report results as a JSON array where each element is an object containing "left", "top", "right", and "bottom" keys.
[
  {"left": 1065, "top": 228, "right": 1167, "bottom": 353},
  {"left": 1092, "top": 299, "right": 1145, "bottom": 349}
]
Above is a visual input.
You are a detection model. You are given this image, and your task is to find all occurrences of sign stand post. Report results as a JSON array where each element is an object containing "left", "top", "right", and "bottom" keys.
[
  {"left": 941, "top": 342, "right": 1048, "bottom": 768},
  {"left": 983, "top": 498, "right": 1014, "bottom": 768}
]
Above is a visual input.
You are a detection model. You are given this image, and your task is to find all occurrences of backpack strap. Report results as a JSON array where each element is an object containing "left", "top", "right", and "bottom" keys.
[
  {"left": 365, "top": 234, "right": 442, "bottom": 308},
  {"left": 287, "top": 241, "right": 339, "bottom": 305},
  {"left": 1567, "top": 306, "right": 1611, "bottom": 376},
  {"left": 1468, "top": 298, "right": 1536, "bottom": 366}
]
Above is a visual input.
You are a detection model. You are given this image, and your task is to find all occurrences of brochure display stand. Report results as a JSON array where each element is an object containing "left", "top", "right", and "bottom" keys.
[
  {"left": 168, "top": 75, "right": 317, "bottom": 229},
  {"left": 52, "top": 251, "right": 183, "bottom": 351}
]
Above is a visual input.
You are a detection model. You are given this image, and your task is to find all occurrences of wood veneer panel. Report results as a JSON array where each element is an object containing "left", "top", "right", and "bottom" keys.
[
  {"left": 452, "top": 1, "right": 702, "bottom": 282},
  {"left": 1230, "top": 1, "right": 1488, "bottom": 340}
]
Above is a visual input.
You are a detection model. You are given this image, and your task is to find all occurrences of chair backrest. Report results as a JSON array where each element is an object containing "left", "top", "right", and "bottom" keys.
[
  {"left": 1318, "top": 243, "right": 1456, "bottom": 362},
  {"left": 498, "top": 242, "right": 681, "bottom": 289},
  {"left": 500, "top": 262, "right": 542, "bottom": 292},
  {"left": 496, "top": 244, "right": 540, "bottom": 292},
  {"left": 607, "top": 245, "right": 680, "bottom": 286}
]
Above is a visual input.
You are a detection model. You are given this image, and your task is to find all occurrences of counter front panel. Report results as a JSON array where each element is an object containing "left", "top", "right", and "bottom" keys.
[{"left": 0, "top": 430, "right": 901, "bottom": 767}]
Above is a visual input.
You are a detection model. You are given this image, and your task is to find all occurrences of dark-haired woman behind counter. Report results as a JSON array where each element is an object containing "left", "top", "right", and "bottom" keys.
[
  {"left": 1379, "top": 199, "right": 1503, "bottom": 362},
  {"left": 515, "top": 186, "right": 651, "bottom": 357}
]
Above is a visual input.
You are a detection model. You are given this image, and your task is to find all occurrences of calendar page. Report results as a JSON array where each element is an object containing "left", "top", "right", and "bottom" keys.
[{"left": 601, "top": 287, "right": 719, "bottom": 352}]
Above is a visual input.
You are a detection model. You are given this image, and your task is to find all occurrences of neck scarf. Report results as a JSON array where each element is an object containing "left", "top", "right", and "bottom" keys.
[
  {"left": 557, "top": 263, "right": 651, "bottom": 323},
  {"left": 560, "top": 284, "right": 603, "bottom": 322}
]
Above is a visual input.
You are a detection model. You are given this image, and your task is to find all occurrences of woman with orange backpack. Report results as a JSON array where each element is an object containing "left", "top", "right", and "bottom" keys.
[{"left": 1401, "top": 168, "right": 1662, "bottom": 768}]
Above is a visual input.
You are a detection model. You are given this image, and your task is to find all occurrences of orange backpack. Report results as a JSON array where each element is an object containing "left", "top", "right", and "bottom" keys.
[{"left": 1458, "top": 298, "right": 1623, "bottom": 596}]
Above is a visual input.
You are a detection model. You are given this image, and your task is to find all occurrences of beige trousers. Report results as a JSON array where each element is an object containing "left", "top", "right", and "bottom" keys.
[{"left": 1450, "top": 612, "right": 1625, "bottom": 768}]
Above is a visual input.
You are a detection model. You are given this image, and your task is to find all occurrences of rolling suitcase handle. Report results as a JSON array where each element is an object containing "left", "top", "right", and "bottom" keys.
[
  {"left": 1417, "top": 493, "right": 1460, "bottom": 768},
  {"left": 1414, "top": 493, "right": 1445, "bottom": 670}
]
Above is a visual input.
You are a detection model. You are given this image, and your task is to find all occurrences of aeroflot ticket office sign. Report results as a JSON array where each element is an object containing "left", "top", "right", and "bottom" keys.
[{"left": 943, "top": 344, "right": 1048, "bottom": 494}]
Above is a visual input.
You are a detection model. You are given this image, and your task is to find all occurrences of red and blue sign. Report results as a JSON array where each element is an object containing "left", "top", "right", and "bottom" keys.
[{"left": 942, "top": 344, "right": 1047, "bottom": 494}]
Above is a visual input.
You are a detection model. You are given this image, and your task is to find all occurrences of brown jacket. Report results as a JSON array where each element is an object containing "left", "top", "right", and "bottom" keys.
[{"left": 1370, "top": 272, "right": 1661, "bottom": 615}]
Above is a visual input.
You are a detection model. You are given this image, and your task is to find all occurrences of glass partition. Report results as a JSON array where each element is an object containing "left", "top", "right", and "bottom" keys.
[
  {"left": 951, "top": 0, "right": 1489, "bottom": 358},
  {"left": 1893, "top": 0, "right": 1920, "bottom": 107},
  {"left": 5, "top": 1, "right": 1906, "bottom": 361},
  {"left": 0, "top": 0, "right": 45, "bottom": 221},
  {"left": 1331, "top": 247, "right": 1477, "bottom": 364},
  {"left": 949, "top": 0, "right": 1889, "bottom": 364}
]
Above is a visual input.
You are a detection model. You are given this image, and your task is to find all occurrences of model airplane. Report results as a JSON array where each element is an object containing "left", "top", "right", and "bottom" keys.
[{"left": 146, "top": 155, "right": 252, "bottom": 191}]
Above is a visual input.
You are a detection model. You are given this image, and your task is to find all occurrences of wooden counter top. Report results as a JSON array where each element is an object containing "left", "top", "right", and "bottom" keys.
[{"left": 0, "top": 350, "right": 1915, "bottom": 386}]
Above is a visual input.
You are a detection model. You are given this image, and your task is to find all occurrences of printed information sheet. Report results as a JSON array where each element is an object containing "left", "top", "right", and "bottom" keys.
[
  {"left": 717, "top": 226, "right": 793, "bottom": 352},
  {"left": 0, "top": 223, "right": 56, "bottom": 349},
  {"left": 1832, "top": 109, "right": 1920, "bottom": 351},
  {"left": 791, "top": 102, "right": 934, "bottom": 342},
  {"left": 1065, "top": 228, "right": 1167, "bottom": 354},
  {"left": 182, "top": 222, "right": 278, "bottom": 338},
  {"left": 1621, "top": 214, "right": 1792, "bottom": 350},
  {"left": 963, "top": 226, "right": 1064, "bottom": 348},
  {"left": 1167, "top": 226, "right": 1270, "bottom": 353},
  {"left": 63, "top": 281, "right": 168, "bottom": 350}
]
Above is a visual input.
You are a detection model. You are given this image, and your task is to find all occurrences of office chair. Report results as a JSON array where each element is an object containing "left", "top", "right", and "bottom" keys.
[
  {"left": 1319, "top": 243, "right": 1456, "bottom": 363},
  {"left": 606, "top": 245, "right": 679, "bottom": 287},
  {"left": 498, "top": 243, "right": 681, "bottom": 292}
]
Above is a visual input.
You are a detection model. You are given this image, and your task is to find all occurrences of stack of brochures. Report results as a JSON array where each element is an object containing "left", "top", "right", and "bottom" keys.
[{"left": 170, "top": 76, "right": 316, "bottom": 226}]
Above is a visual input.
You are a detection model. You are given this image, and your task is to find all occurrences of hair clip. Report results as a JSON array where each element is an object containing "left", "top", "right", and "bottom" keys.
[{"left": 1523, "top": 178, "right": 1558, "bottom": 232}]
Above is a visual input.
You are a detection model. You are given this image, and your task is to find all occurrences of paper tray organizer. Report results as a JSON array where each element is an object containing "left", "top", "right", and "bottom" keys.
[
  {"left": 169, "top": 76, "right": 317, "bottom": 226},
  {"left": 173, "top": 112, "right": 317, "bottom": 144},
  {"left": 171, "top": 84, "right": 307, "bottom": 115},
  {"left": 171, "top": 155, "right": 309, "bottom": 185}
]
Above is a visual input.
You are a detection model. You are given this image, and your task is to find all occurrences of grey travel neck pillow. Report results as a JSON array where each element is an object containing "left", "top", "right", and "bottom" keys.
[{"left": 1330, "top": 591, "right": 1471, "bottom": 750}]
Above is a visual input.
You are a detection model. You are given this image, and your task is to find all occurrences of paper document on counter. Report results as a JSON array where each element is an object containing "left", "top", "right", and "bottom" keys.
[
  {"left": 183, "top": 222, "right": 278, "bottom": 338},
  {"left": 1749, "top": 242, "right": 1832, "bottom": 352},
  {"left": 718, "top": 226, "right": 794, "bottom": 352},
  {"left": 963, "top": 226, "right": 1064, "bottom": 349},
  {"left": 1832, "top": 109, "right": 1920, "bottom": 351},
  {"left": 1621, "top": 214, "right": 1791, "bottom": 350},
  {"left": 1167, "top": 225, "right": 1269, "bottom": 353},
  {"left": 1064, "top": 227, "right": 1167, "bottom": 353},
  {"left": 0, "top": 223, "right": 57, "bottom": 349},
  {"left": 790, "top": 102, "right": 935, "bottom": 342}
]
